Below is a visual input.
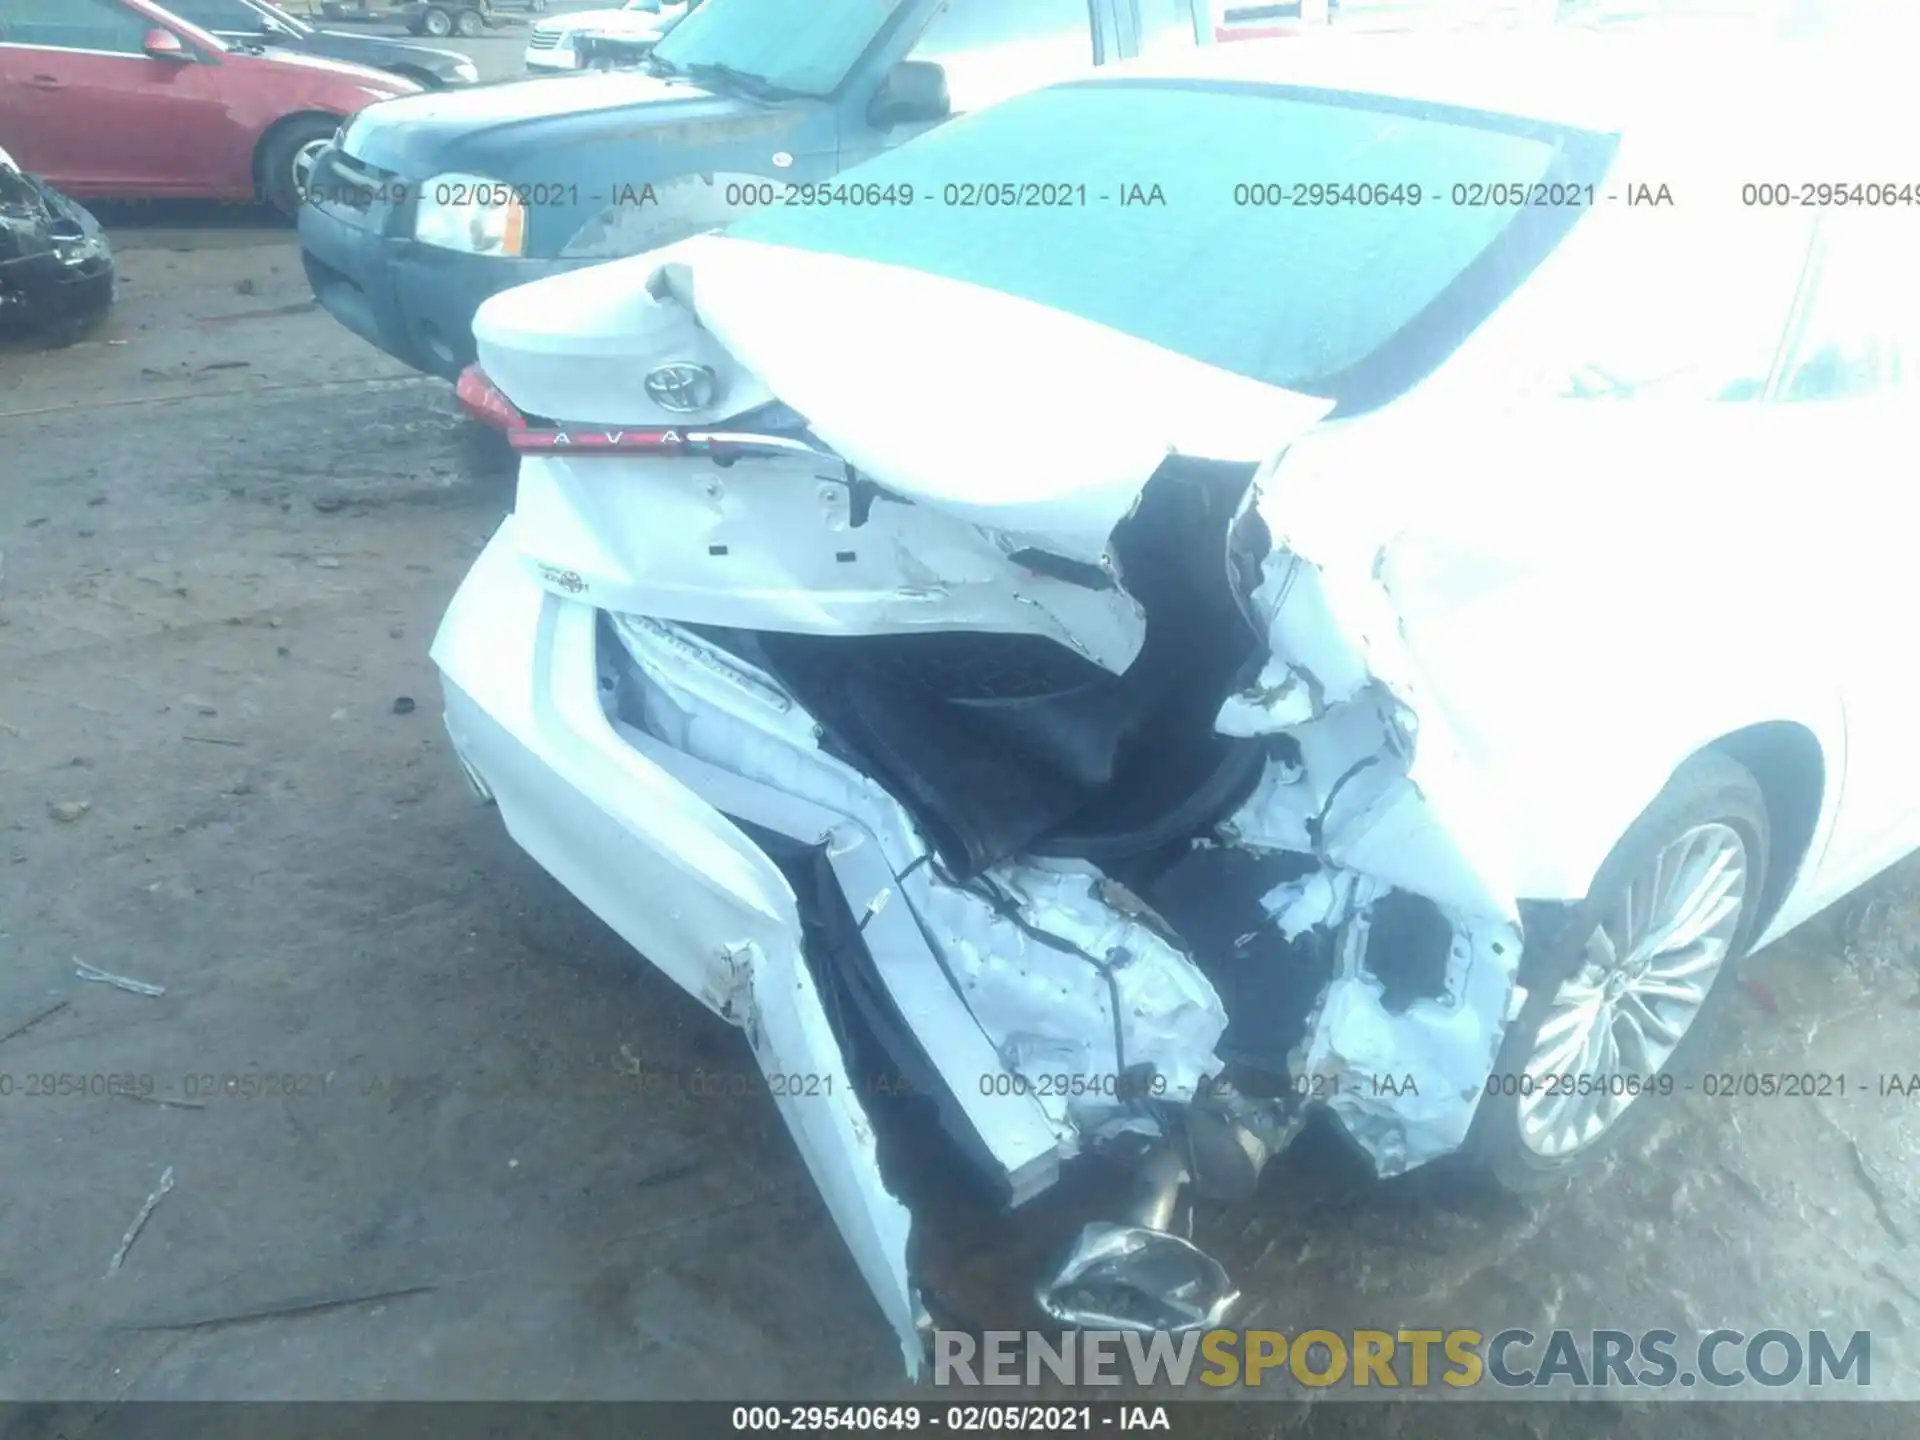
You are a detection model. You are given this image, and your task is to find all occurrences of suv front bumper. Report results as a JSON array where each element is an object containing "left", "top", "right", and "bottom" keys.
[{"left": 299, "top": 190, "right": 583, "bottom": 381}]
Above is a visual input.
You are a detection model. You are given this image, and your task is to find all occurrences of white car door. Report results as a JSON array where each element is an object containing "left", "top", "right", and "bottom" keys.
[{"left": 1757, "top": 213, "right": 1920, "bottom": 892}]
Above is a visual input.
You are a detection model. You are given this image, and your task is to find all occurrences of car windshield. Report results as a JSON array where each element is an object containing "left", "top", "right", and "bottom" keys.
[
  {"left": 255, "top": 1, "right": 313, "bottom": 37},
  {"left": 650, "top": 0, "right": 911, "bottom": 99},
  {"left": 158, "top": 0, "right": 305, "bottom": 43},
  {"left": 725, "top": 80, "right": 1607, "bottom": 402}
]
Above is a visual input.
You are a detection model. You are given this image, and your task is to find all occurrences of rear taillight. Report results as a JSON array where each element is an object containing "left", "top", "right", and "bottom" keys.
[{"left": 456, "top": 363, "right": 526, "bottom": 432}]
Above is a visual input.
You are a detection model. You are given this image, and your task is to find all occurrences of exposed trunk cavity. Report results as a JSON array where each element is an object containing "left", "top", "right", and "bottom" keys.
[{"left": 474, "top": 238, "right": 1528, "bottom": 1369}]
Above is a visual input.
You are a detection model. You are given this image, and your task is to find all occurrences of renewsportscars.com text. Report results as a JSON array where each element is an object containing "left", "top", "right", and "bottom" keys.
[{"left": 934, "top": 1327, "right": 1872, "bottom": 1391}]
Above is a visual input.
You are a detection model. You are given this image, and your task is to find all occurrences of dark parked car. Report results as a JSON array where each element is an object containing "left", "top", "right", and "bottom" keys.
[
  {"left": 298, "top": 0, "right": 1211, "bottom": 380},
  {"left": 162, "top": 0, "right": 478, "bottom": 86},
  {"left": 320, "top": 0, "right": 545, "bottom": 19},
  {"left": 0, "top": 143, "right": 115, "bottom": 343}
]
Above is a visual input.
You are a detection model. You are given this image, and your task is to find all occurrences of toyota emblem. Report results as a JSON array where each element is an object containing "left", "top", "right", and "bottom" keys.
[{"left": 644, "top": 362, "right": 719, "bottom": 414}]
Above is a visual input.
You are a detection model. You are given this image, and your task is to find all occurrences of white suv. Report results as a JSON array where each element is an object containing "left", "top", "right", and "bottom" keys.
[{"left": 522, "top": 0, "right": 690, "bottom": 72}]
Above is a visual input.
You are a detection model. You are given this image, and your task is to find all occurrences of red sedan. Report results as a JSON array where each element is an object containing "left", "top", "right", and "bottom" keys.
[{"left": 0, "top": 0, "right": 419, "bottom": 216}]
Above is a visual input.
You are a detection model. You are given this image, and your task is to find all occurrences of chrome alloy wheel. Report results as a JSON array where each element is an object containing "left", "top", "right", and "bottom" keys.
[
  {"left": 291, "top": 137, "right": 332, "bottom": 201},
  {"left": 1517, "top": 822, "right": 1748, "bottom": 1158}
]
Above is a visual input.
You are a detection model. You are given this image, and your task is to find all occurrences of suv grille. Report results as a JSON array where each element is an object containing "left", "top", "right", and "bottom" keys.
[
  {"left": 527, "top": 27, "right": 562, "bottom": 48},
  {"left": 306, "top": 148, "right": 406, "bottom": 225}
]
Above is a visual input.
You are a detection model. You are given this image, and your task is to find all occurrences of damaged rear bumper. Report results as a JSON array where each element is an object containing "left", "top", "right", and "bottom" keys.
[
  {"left": 433, "top": 523, "right": 1077, "bottom": 1372},
  {"left": 435, "top": 485, "right": 1530, "bottom": 1368}
]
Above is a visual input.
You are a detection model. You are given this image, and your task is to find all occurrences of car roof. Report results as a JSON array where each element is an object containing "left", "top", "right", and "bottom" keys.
[{"left": 1087, "top": 33, "right": 1914, "bottom": 155}]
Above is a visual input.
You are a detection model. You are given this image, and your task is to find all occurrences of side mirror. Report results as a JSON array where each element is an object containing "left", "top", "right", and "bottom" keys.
[
  {"left": 867, "top": 59, "right": 949, "bottom": 128},
  {"left": 144, "top": 28, "right": 192, "bottom": 60}
]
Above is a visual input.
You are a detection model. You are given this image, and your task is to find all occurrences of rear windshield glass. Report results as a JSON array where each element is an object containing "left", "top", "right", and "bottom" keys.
[{"left": 727, "top": 80, "right": 1606, "bottom": 400}]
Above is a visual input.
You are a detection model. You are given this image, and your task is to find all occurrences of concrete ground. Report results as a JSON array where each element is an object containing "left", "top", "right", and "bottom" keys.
[{"left": 2, "top": 32, "right": 1918, "bottom": 1437}]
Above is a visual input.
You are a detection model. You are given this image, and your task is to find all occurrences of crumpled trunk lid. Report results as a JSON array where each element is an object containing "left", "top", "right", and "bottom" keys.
[{"left": 473, "top": 233, "right": 1335, "bottom": 563}]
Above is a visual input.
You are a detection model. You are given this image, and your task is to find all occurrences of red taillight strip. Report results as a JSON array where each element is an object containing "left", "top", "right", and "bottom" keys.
[
  {"left": 509, "top": 429, "right": 836, "bottom": 461},
  {"left": 455, "top": 363, "right": 526, "bottom": 432},
  {"left": 510, "top": 427, "right": 690, "bottom": 453},
  {"left": 455, "top": 368, "right": 831, "bottom": 459}
]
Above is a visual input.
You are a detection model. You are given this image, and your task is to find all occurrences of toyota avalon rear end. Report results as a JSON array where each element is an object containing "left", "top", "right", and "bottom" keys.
[{"left": 429, "top": 37, "right": 1863, "bottom": 1370}]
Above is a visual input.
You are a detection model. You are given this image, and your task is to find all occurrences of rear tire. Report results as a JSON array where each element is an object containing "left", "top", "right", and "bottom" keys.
[
  {"left": 257, "top": 114, "right": 340, "bottom": 220},
  {"left": 454, "top": 7, "right": 486, "bottom": 36},
  {"left": 422, "top": 5, "right": 455, "bottom": 36},
  {"left": 1465, "top": 750, "right": 1771, "bottom": 1194}
]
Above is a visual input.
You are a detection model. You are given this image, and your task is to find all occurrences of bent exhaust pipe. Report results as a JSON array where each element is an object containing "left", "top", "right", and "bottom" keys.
[
  {"left": 1126, "top": 1138, "right": 1190, "bottom": 1232},
  {"left": 1034, "top": 1139, "right": 1239, "bottom": 1333}
]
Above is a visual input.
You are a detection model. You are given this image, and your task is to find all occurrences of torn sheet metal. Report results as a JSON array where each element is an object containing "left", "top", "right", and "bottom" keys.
[
  {"left": 608, "top": 613, "right": 1087, "bottom": 1169},
  {"left": 610, "top": 610, "right": 931, "bottom": 873},
  {"left": 915, "top": 859, "right": 1231, "bottom": 1133},
  {"left": 595, "top": 449, "right": 1529, "bottom": 1180},
  {"left": 1291, "top": 894, "right": 1521, "bottom": 1174},
  {"left": 522, "top": 453, "right": 1148, "bottom": 671},
  {"left": 1226, "top": 461, "right": 1524, "bottom": 922},
  {"left": 1221, "top": 700, "right": 1509, "bottom": 921},
  {"left": 1212, "top": 473, "right": 1529, "bottom": 1173},
  {"left": 1215, "top": 547, "right": 1376, "bottom": 734},
  {"left": 1261, "top": 867, "right": 1384, "bottom": 941},
  {"left": 613, "top": 714, "right": 1067, "bottom": 1204},
  {"left": 609, "top": 613, "right": 1231, "bottom": 1142}
]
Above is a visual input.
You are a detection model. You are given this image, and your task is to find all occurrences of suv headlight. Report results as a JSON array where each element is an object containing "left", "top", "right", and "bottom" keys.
[{"left": 414, "top": 174, "right": 527, "bottom": 257}]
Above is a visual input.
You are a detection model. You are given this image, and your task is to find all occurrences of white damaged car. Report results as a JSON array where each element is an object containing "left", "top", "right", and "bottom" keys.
[
  {"left": 523, "top": 0, "right": 691, "bottom": 72},
  {"left": 434, "top": 34, "right": 1920, "bottom": 1371}
]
